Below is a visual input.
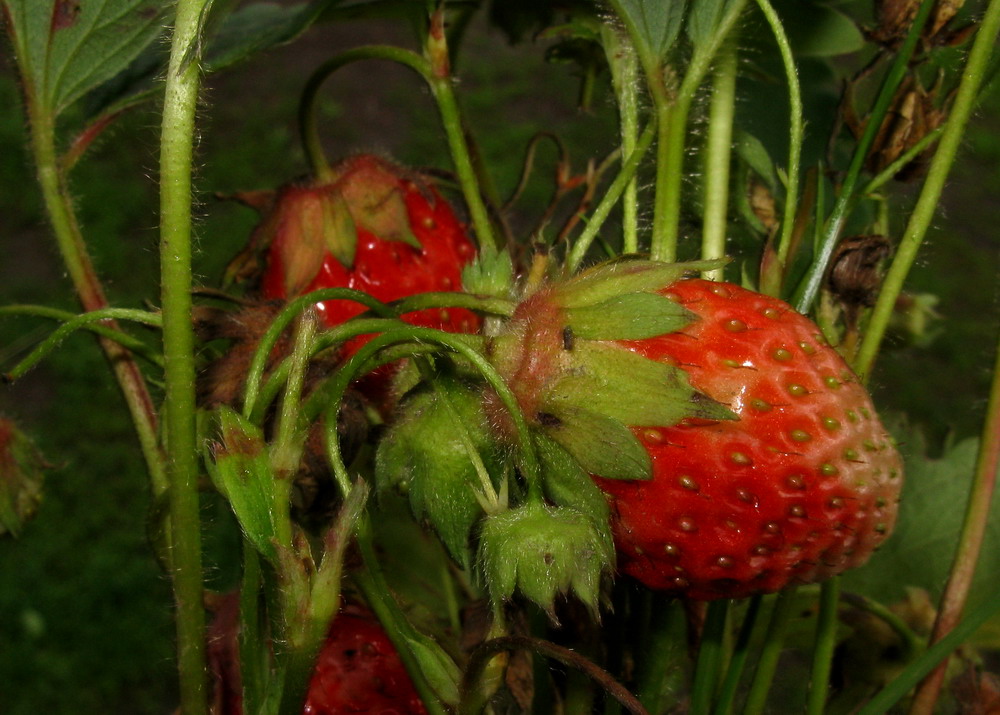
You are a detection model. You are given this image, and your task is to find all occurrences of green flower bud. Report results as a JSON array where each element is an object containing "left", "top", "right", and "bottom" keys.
[{"left": 478, "top": 502, "right": 613, "bottom": 619}]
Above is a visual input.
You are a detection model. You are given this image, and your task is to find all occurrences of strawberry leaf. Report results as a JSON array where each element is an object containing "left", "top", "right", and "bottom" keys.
[
  {"left": 605, "top": 0, "right": 687, "bottom": 67},
  {"left": 564, "top": 292, "right": 694, "bottom": 340},
  {"left": 1, "top": 0, "right": 169, "bottom": 118},
  {"left": 541, "top": 406, "right": 652, "bottom": 481}
]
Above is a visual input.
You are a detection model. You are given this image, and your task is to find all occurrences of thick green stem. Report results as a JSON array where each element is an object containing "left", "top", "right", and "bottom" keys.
[
  {"left": 793, "top": 0, "right": 936, "bottom": 313},
  {"left": 601, "top": 25, "right": 641, "bottom": 254},
  {"left": 808, "top": 578, "right": 840, "bottom": 715},
  {"left": 21, "top": 57, "right": 166, "bottom": 520},
  {"left": 854, "top": 0, "right": 1000, "bottom": 380},
  {"left": 743, "top": 588, "right": 797, "bottom": 715},
  {"left": 713, "top": 594, "right": 763, "bottom": 715},
  {"left": 160, "top": 2, "right": 211, "bottom": 711},
  {"left": 650, "top": 97, "right": 688, "bottom": 263},
  {"left": 691, "top": 599, "right": 731, "bottom": 714},
  {"left": 909, "top": 326, "right": 1000, "bottom": 714},
  {"left": 701, "top": 37, "right": 738, "bottom": 280},
  {"left": 755, "top": 0, "right": 803, "bottom": 270}
]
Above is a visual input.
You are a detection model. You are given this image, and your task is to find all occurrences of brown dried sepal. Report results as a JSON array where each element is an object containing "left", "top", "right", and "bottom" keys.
[
  {"left": 827, "top": 235, "right": 891, "bottom": 328},
  {"left": 870, "top": 0, "right": 973, "bottom": 49}
]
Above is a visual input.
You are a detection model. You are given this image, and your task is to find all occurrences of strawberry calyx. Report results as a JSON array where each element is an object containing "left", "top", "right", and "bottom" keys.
[{"left": 486, "top": 258, "right": 734, "bottom": 482}]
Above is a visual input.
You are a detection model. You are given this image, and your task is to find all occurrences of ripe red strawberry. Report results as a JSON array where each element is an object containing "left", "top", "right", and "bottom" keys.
[
  {"left": 596, "top": 279, "right": 902, "bottom": 599},
  {"left": 258, "top": 154, "right": 480, "bottom": 356},
  {"left": 207, "top": 594, "right": 427, "bottom": 714},
  {"left": 486, "top": 263, "right": 902, "bottom": 601}
]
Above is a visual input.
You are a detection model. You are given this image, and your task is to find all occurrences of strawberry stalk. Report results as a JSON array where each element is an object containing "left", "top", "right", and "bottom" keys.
[
  {"left": 298, "top": 44, "right": 499, "bottom": 251},
  {"left": 713, "top": 594, "right": 764, "bottom": 715},
  {"left": 807, "top": 578, "right": 840, "bottom": 715},
  {"left": 700, "top": 36, "right": 739, "bottom": 282},
  {"left": 854, "top": 0, "right": 1000, "bottom": 380},
  {"left": 793, "top": 0, "right": 936, "bottom": 313},
  {"left": 600, "top": 25, "right": 641, "bottom": 254},
  {"left": 742, "top": 588, "right": 798, "bottom": 715},
  {"left": 690, "top": 599, "right": 731, "bottom": 714},
  {"left": 909, "top": 325, "right": 1000, "bottom": 713},
  {"left": 2, "top": 307, "right": 163, "bottom": 379},
  {"left": 755, "top": 0, "right": 804, "bottom": 280},
  {"left": 160, "top": 0, "right": 212, "bottom": 711}
]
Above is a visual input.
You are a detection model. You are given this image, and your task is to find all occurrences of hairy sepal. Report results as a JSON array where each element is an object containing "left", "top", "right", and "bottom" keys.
[
  {"left": 553, "top": 258, "right": 726, "bottom": 308},
  {"left": 533, "top": 431, "right": 610, "bottom": 521},
  {"left": 478, "top": 502, "right": 613, "bottom": 618},
  {"left": 206, "top": 406, "right": 283, "bottom": 563},
  {"left": 563, "top": 291, "right": 695, "bottom": 340},
  {"left": 542, "top": 341, "right": 735, "bottom": 428},
  {"left": 375, "top": 370, "right": 503, "bottom": 569},
  {"left": 541, "top": 406, "right": 652, "bottom": 482}
]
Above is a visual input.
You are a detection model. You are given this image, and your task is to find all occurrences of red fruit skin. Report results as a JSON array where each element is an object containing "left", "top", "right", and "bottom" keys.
[
  {"left": 260, "top": 155, "right": 480, "bottom": 358},
  {"left": 304, "top": 605, "right": 428, "bottom": 715},
  {"left": 595, "top": 279, "right": 902, "bottom": 599},
  {"left": 208, "top": 596, "right": 427, "bottom": 714}
]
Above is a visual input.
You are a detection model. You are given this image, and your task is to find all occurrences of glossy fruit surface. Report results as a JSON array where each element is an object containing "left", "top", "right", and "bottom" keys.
[{"left": 596, "top": 279, "right": 902, "bottom": 599}]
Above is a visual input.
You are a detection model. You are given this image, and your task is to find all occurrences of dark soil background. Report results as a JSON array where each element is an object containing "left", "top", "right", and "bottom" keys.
[{"left": 1, "top": 7, "right": 998, "bottom": 712}]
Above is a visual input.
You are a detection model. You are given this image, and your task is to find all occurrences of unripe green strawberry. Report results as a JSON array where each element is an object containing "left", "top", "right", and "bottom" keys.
[{"left": 487, "top": 261, "right": 902, "bottom": 600}]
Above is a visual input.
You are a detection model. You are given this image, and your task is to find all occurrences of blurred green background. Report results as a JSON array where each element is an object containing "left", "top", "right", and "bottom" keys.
[{"left": 1, "top": 6, "right": 998, "bottom": 713}]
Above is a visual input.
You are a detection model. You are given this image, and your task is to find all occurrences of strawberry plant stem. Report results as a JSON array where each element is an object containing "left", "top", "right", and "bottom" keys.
[
  {"left": 909, "top": 326, "right": 1000, "bottom": 714},
  {"left": 3, "top": 307, "right": 163, "bottom": 379},
  {"left": 807, "top": 578, "right": 840, "bottom": 715},
  {"left": 855, "top": 0, "right": 1000, "bottom": 380},
  {"left": 701, "top": 37, "right": 738, "bottom": 280},
  {"left": 755, "top": 0, "right": 803, "bottom": 271},
  {"left": 567, "top": 121, "right": 656, "bottom": 272},
  {"left": 298, "top": 45, "right": 498, "bottom": 250},
  {"left": 601, "top": 25, "right": 641, "bottom": 254},
  {"left": 160, "top": 1, "right": 211, "bottom": 711},
  {"left": 690, "top": 599, "right": 730, "bottom": 714},
  {"left": 20, "top": 56, "right": 167, "bottom": 535},
  {"left": 713, "top": 594, "right": 763, "bottom": 715},
  {"left": 635, "top": 594, "right": 688, "bottom": 714},
  {"left": 793, "top": 0, "right": 936, "bottom": 313},
  {"left": 742, "top": 588, "right": 797, "bottom": 715}
]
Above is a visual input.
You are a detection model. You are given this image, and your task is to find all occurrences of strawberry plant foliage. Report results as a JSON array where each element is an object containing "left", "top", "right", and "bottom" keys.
[{"left": 2, "top": 0, "right": 1000, "bottom": 713}]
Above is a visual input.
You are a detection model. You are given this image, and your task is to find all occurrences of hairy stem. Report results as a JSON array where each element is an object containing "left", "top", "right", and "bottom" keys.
[
  {"left": 909, "top": 325, "right": 1000, "bottom": 714},
  {"left": 701, "top": 36, "right": 739, "bottom": 280},
  {"left": 794, "top": 0, "right": 937, "bottom": 313},
  {"left": 854, "top": 0, "right": 1000, "bottom": 379},
  {"left": 743, "top": 588, "right": 797, "bottom": 715},
  {"left": 755, "top": 0, "right": 803, "bottom": 271},
  {"left": 160, "top": 1, "right": 212, "bottom": 710}
]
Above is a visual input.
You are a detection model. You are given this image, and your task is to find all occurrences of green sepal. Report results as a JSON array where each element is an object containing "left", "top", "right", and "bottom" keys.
[
  {"left": 554, "top": 258, "right": 726, "bottom": 308},
  {"left": 462, "top": 245, "right": 515, "bottom": 299},
  {"left": 541, "top": 405, "right": 652, "bottom": 482},
  {"left": 341, "top": 175, "right": 421, "bottom": 250},
  {"left": 205, "top": 406, "right": 282, "bottom": 563},
  {"left": 533, "top": 431, "right": 610, "bottom": 522},
  {"left": 542, "top": 341, "right": 735, "bottom": 429},
  {"left": 375, "top": 371, "right": 502, "bottom": 569},
  {"left": 478, "top": 502, "right": 613, "bottom": 618},
  {"left": 563, "top": 291, "right": 696, "bottom": 340},
  {"left": 322, "top": 192, "right": 359, "bottom": 268}
]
